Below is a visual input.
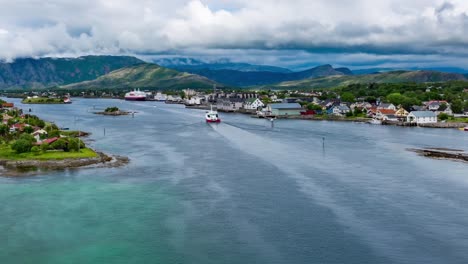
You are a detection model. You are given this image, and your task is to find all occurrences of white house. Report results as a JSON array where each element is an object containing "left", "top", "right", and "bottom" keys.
[
  {"left": 407, "top": 111, "right": 437, "bottom": 124},
  {"left": 328, "top": 105, "right": 350, "bottom": 116},
  {"left": 185, "top": 96, "right": 204, "bottom": 105},
  {"left": 32, "top": 129, "right": 48, "bottom": 142},
  {"left": 154, "top": 92, "right": 167, "bottom": 101},
  {"left": 243, "top": 98, "right": 265, "bottom": 110},
  {"left": 377, "top": 103, "right": 396, "bottom": 110}
]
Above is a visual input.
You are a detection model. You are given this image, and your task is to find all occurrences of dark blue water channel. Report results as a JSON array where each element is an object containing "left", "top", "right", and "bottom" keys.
[{"left": 0, "top": 98, "right": 467, "bottom": 264}]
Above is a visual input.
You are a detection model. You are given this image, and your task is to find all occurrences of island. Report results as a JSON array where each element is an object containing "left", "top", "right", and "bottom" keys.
[
  {"left": 22, "top": 97, "right": 67, "bottom": 104},
  {"left": 94, "top": 106, "right": 131, "bottom": 116},
  {"left": 0, "top": 102, "right": 128, "bottom": 176}
]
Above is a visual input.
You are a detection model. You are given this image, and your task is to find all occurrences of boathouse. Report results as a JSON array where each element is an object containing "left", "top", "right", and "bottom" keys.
[{"left": 266, "top": 103, "right": 303, "bottom": 117}]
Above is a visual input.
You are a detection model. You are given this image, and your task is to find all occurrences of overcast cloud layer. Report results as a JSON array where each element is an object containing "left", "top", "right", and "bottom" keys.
[{"left": 1, "top": 0, "right": 468, "bottom": 69}]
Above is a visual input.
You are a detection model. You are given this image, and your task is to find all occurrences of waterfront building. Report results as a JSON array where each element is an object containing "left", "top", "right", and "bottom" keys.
[
  {"left": 266, "top": 103, "right": 303, "bottom": 117},
  {"left": 407, "top": 111, "right": 437, "bottom": 124},
  {"left": 328, "top": 105, "right": 351, "bottom": 116},
  {"left": 243, "top": 98, "right": 265, "bottom": 110},
  {"left": 217, "top": 98, "right": 245, "bottom": 112}
]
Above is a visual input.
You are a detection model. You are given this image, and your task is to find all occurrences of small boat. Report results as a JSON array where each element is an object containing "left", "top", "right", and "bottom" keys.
[
  {"left": 205, "top": 105, "right": 221, "bottom": 123},
  {"left": 459, "top": 126, "right": 468, "bottom": 131},
  {"left": 63, "top": 97, "right": 72, "bottom": 104},
  {"left": 368, "top": 118, "right": 382, "bottom": 125}
]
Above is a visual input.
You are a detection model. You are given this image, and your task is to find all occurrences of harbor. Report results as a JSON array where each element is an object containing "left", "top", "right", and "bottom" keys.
[{"left": 1, "top": 97, "right": 467, "bottom": 263}]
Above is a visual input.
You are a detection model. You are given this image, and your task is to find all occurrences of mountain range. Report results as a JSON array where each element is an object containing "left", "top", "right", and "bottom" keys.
[
  {"left": 1, "top": 55, "right": 467, "bottom": 90},
  {"left": 261, "top": 70, "right": 468, "bottom": 89},
  {"left": 0, "top": 56, "right": 143, "bottom": 89},
  {"left": 62, "top": 63, "right": 218, "bottom": 90}
]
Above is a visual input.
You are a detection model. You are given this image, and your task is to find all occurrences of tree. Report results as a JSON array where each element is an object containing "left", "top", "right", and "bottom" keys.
[
  {"left": 51, "top": 138, "right": 67, "bottom": 151},
  {"left": 340, "top": 92, "right": 355, "bottom": 103},
  {"left": 67, "top": 138, "right": 84, "bottom": 152},
  {"left": 0, "top": 124, "right": 8, "bottom": 136},
  {"left": 451, "top": 99, "right": 464, "bottom": 114},
  {"left": 24, "top": 126, "right": 34, "bottom": 134},
  {"left": 19, "top": 133, "right": 36, "bottom": 143},
  {"left": 306, "top": 103, "right": 323, "bottom": 111},
  {"left": 11, "top": 139, "right": 33, "bottom": 153},
  {"left": 386, "top": 93, "right": 405, "bottom": 106}
]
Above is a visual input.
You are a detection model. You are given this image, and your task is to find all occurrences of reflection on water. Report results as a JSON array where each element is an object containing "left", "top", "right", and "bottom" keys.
[{"left": 0, "top": 98, "right": 467, "bottom": 264}]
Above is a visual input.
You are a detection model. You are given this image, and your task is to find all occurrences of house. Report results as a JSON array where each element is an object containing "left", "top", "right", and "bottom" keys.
[
  {"left": 217, "top": 98, "right": 244, "bottom": 112},
  {"left": 266, "top": 103, "right": 303, "bottom": 117},
  {"left": 377, "top": 103, "right": 396, "bottom": 110},
  {"left": 185, "top": 96, "right": 204, "bottom": 105},
  {"left": 426, "top": 100, "right": 448, "bottom": 111},
  {"left": 243, "top": 98, "right": 264, "bottom": 110},
  {"left": 32, "top": 129, "right": 48, "bottom": 142},
  {"left": 36, "top": 137, "right": 59, "bottom": 146},
  {"left": 9, "top": 123, "right": 28, "bottom": 132},
  {"left": 328, "top": 105, "right": 350, "bottom": 116},
  {"left": 407, "top": 111, "right": 437, "bottom": 124},
  {"left": 154, "top": 92, "right": 167, "bottom": 101},
  {"left": 376, "top": 109, "right": 397, "bottom": 120},
  {"left": 395, "top": 107, "right": 409, "bottom": 118},
  {"left": 1, "top": 103, "right": 14, "bottom": 108}
]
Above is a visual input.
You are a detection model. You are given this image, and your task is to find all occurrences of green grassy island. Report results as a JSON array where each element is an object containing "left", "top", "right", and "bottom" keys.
[{"left": 22, "top": 97, "right": 65, "bottom": 104}]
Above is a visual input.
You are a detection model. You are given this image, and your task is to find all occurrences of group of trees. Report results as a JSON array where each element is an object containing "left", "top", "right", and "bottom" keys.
[
  {"left": 104, "top": 106, "right": 120, "bottom": 112},
  {"left": 329, "top": 82, "right": 468, "bottom": 113},
  {"left": 11, "top": 136, "right": 85, "bottom": 154}
]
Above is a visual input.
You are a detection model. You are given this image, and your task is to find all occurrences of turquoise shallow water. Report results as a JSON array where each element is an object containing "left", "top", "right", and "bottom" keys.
[{"left": 0, "top": 98, "right": 467, "bottom": 264}]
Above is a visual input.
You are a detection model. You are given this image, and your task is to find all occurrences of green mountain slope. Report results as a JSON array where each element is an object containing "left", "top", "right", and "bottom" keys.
[
  {"left": 0, "top": 55, "right": 144, "bottom": 89},
  {"left": 263, "top": 70, "right": 468, "bottom": 89},
  {"left": 62, "top": 63, "right": 219, "bottom": 90}
]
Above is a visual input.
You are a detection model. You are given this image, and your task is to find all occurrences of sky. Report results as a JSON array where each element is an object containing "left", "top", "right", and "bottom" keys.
[{"left": 1, "top": 0, "right": 468, "bottom": 70}]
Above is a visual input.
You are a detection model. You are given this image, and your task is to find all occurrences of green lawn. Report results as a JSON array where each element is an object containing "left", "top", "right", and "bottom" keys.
[
  {"left": 0, "top": 145, "right": 98, "bottom": 161},
  {"left": 447, "top": 117, "right": 468, "bottom": 123}
]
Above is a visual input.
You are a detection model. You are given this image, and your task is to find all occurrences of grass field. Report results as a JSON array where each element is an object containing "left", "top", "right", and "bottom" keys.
[{"left": 0, "top": 144, "right": 98, "bottom": 161}]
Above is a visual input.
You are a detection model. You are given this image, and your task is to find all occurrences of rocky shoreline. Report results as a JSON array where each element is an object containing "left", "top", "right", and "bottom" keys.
[
  {"left": 407, "top": 148, "right": 468, "bottom": 163},
  {"left": 0, "top": 152, "right": 130, "bottom": 177},
  {"left": 93, "top": 111, "right": 131, "bottom": 116}
]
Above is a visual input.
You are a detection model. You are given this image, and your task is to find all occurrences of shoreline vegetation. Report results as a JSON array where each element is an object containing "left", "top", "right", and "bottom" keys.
[{"left": 21, "top": 97, "right": 65, "bottom": 104}]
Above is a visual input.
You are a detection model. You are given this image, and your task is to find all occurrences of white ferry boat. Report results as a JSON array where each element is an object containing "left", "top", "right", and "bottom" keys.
[{"left": 205, "top": 105, "right": 221, "bottom": 123}]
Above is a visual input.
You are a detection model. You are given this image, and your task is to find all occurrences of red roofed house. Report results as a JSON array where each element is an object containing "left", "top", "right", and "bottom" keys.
[
  {"left": 2, "top": 103, "right": 14, "bottom": 108},
  {"left": 35, "top": 137, "right": 59, "bottom": 146},
  {"left": 9, "top": 123, "right": 28, "bottom": 132}
]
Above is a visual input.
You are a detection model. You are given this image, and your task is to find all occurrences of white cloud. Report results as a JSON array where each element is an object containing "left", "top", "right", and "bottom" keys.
[{"left": 0, "top": 0, "right": 468, "bottom": 68}]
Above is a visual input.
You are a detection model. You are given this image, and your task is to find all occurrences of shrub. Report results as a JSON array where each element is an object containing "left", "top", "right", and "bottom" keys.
[
  {"left": 19, "top": 133, "right": 36, "bottom": 143},
  {"left": 438, "top": 113, "right": 449, "bottom": 121},
  {"left": 11, "top": 139, "right": 33, "bottom": 153},
  {"left": 40, "top": 143, "right": 50, "bottom": 152},
  {"left": 31, "top": 146, "right": 40, "bottom": 154}
]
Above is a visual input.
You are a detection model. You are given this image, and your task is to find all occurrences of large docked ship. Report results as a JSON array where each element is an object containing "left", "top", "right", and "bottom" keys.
[{"left": 124, "top": 89, "right": 147, "bottom": 101}]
